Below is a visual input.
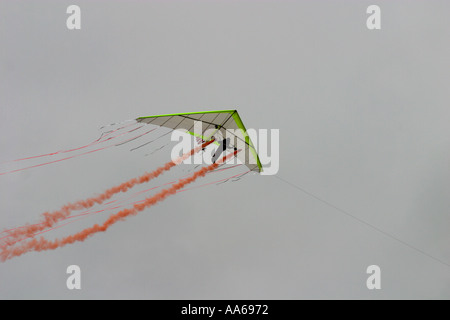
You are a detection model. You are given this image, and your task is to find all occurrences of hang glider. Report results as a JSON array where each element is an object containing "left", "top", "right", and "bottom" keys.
[{"left": 136, "top": 110, "right": 262, "bottom": 173}]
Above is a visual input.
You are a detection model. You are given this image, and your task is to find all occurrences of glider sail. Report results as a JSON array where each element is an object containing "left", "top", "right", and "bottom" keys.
[{"left": 136, "top": 110, "right": 262, "bottom": 173}]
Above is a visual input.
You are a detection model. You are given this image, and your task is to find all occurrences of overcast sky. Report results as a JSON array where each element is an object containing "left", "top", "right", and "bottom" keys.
[{"left": 1, "top": 0, "right": 450, "bottom": 299}]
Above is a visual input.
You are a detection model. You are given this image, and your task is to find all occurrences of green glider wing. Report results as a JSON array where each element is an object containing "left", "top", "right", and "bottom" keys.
[{"left": 136, "top": 110, "right": 262, "bottom": 173}]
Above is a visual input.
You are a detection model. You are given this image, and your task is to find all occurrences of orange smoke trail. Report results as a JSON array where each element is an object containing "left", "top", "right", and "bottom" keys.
[
  {"left": 0, "top": 150, "right": 237, "bottom": 262},
  {"left": 5, "top": 167, "right": 246, "bottom": 249},
  {"left": 0, "top": 138, "right": 215, "bottom": 246}
]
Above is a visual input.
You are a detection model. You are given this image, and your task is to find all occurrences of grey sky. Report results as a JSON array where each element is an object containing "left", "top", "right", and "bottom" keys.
[{"left": 1, "top": 1, "right": 450, "bottom": 299}]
